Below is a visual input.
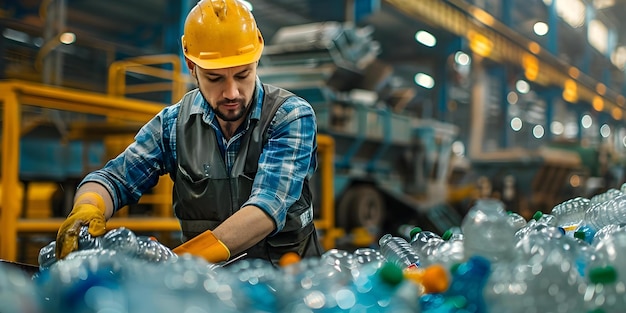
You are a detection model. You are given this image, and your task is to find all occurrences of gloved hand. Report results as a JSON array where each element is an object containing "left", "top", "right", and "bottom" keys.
[
  {"left": 172, "top": 229, "right": 230, "bottom": 263},
  {"left": 55, "top": 192, "right": 107, "bottom": 259}
]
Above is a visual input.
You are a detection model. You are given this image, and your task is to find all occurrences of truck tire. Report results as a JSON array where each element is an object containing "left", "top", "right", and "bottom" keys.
[{"left": 336, "top": 185, "right": 385, "bottom": 232}]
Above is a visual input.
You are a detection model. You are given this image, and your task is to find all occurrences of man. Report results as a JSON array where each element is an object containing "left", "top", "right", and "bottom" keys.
[{"left": 55, "top": 0, "right": 323, "bottom": 265}]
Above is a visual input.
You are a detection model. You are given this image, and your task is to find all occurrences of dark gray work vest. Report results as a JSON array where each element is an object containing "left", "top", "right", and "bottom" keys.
[{"left": 173, "top": 84, "right": 322, "bottom": 265}]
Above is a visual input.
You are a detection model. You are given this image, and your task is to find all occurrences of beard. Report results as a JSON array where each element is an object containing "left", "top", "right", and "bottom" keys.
[{"left": 213, "top": 98, "right": 248, "bottom": 122}]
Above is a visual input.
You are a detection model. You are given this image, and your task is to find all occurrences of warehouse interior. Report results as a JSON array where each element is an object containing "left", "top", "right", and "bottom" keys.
[{"left": 2, "top": 0, "right": 626, "bottom": 277}]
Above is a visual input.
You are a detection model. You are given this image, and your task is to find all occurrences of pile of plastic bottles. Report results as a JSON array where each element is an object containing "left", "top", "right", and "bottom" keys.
[{"left": 5, "top": 184, "right": 626, "bottom": 312}]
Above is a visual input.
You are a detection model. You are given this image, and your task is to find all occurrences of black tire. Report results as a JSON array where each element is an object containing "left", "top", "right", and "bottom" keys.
[{"left": 336, "top": 185, "right": 385, "bottom": 232}]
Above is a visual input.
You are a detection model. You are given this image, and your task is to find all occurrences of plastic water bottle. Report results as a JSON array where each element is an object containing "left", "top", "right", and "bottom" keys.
[
  {"left": 529, "top": 210, "right": 557, "bottom": 227},
  {"left": 551, "top": 197, "right": 590, "bottom": 235},
  {"left": 0, "top": 262, "right": 43, "bottom": 313},
  {"left": 590, "top": 188, "right": 623, "bottom": 205},
  {"left": 462, "top": 199, "right": 516, "bottom": 263},
  {"left": 584, "top": 266, "right": 626, "bottom": 312},
  {"left": 409, "top": 227, "right": 444, "bottom": 266},
  {"left": 379, "top": 233, "right": 420, "bottom": 269},
  {"left": 353, "top": 247, "right": 385, "bottom": 269},
  {"left": 101, "top": 227, "right": 140, "bottom": 255},
  {"left": 430, "top": 229, "right": 465, "bottom": 270},
  {"left": 485, "top": 246, "right": 586, "bottom": 313},
  {"left": 38, "top": 240, "right": 57, "bottom": 270},
  {"left": 592, "top": 223, "right": 626, "bottom": 245},
  {"left": 442, "top": 255, "right": 491, "bottom": 313},
  {"left": 77, "top": 225, "right": 102, "bottom": 250},
  {"left": 506, "top": 211, "right": 527, "bottom": 231},
  {"left": 589, "top": 230, "right": 626, "bottom": 280},
  {"left": 583, "top": 193, "right": 626, "bottom": 234},
  {"left": 135, "top": 235, "right": 177, "bottom": 263},
  {"left": 351, "top": 262, "right": 421, "bottom": 312}
]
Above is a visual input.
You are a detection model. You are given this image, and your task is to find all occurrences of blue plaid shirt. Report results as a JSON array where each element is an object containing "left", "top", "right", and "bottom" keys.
[{"left": 81, "top": 78, "right": 318, "bottom": 232}]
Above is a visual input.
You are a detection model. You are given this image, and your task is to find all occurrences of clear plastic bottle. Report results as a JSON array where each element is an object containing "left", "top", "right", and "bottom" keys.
[
  {"left": 408, "top": 227, "right": 444, "bottom": 266},
  {"left": 485, "top": 246, "right": 586, "bottom": 313},
  {"left": 590, "top": 229, "right": 626, "bottom": 280},
  {"left": 592, "top": 223, "right": 626, "bottom": 245},
  {"left": 379, "top": 233, "right": 421, "bottom": 269},
  {"left": 430, "top": 229, "right": 464, "bottom": 270},
  {"left": 584, "top": 266, "right": 626, "bottom": 313},
  {"left": 584, "top": 193, "right": 626, "bottom": 231},
  {"left": 77, "top": 225, "right": 102, "bottom": 250},
  {"left": 462, "top": 199, "right": 516, "bottom": 263},
  {"left": 551, "top": 197, "right": 590, "bottom": 235},
  {"left": 353, "top": 247, "right": 385, "bottom": 269},
  {"left": 38, "top": 240, "right": 57, "bottom": 270},
  {"left": 351, "top": 262, "right": 421, "bottom": 312},
  {"left": 101, "top": 227, "right": 139, "bottom": 255},
  {"left": 590, "top": 188, "right": 623, "bottom": 205},
  {"left": 135, "top": 235, "right": 177, "bottom": 263},
  {"left": 506, "top": 211, "right": 527, "bottom": 231},
  {"left": 443, "top": 255, "right": 491, "bottom": 313},
  {"left": 529, "top": 210, "right": 557, "bottom": 227},
  {"left": 0, "top": 262, "right": 43, "bottom": 313}
]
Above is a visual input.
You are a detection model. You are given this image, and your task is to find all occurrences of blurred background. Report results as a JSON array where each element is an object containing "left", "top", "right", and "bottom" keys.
[{"left": 1, "top": 0, "right": 626, "bottom": 264}]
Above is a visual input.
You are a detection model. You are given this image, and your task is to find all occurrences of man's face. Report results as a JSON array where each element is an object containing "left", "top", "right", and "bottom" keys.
[{"left": 193, "top": 63, "right": 257, "bottom": 122}]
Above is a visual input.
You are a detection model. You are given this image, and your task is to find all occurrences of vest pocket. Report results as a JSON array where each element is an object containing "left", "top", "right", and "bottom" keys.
[{"left": 266, "top": 223, "right": 315, "bottom": 261}]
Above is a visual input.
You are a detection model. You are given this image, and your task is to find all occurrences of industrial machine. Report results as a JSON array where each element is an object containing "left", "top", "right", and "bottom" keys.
[{"left": 258, "top": 22, "right": 466, "bottom": 246}]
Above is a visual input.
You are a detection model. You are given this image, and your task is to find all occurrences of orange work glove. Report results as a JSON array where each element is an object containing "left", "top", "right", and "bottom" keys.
[
  {"left": 172, "top": 229, "right": 230, "bottom": 264},
  {"left": 55, "top": 192, "right": 107, "bottom": 259}
]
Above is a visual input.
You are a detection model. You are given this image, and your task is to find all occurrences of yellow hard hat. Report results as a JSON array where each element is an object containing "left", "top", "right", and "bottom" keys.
[{"left": 181, "top": 0, "right": 264, "bottom": 69}]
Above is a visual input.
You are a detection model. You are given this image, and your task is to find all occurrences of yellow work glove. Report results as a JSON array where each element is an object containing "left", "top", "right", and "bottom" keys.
[
  {"left": 55, "top": 192, "right": 107, "bottom": 259},
  {"left": 172, "top": 229, "right": 231, "bottom": 264}
]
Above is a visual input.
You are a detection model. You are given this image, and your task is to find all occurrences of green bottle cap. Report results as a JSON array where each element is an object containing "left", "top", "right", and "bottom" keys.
[
  {"left": 574, "top": 231, "right": 586, "bottom": 240},
  {"left": 442, "top": 229, "right": 453, "bottom": 241},
  {"left": 589, "top": 266, "right": 617, "bottom": 284},
  {"left": 378, "top": 262, "right": 404, "bottom": 286},
  {"left": 409, "top": 227, "right": 423, "bottom": 239},
  {"left": 532, "top": 211, "right": 543, "bottom": 221}
]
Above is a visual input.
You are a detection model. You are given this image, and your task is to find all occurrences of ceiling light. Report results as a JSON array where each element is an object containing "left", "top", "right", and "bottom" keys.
[
  {"left": 414, "top": 73, "right": 435, "bottom": 89},
  {"left": 59, "top": 32, "right": 75, "bottom": 44},
  {"left": 415, "top": 31, "right": 436, "bottom": 47},
  {"left": 515, "top": 80, "right": 530, "bottom": 94},
  {"left": 533, "top": 22, "right": 549, "bottom": 36}
]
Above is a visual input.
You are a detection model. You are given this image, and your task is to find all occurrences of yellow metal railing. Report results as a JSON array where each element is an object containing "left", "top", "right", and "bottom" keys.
[
  {"left": 0, "top": 82, "right": 340, "bottom": 260},
  {"left": 0, "top": 80, "right": 180, "bottom": 261}
]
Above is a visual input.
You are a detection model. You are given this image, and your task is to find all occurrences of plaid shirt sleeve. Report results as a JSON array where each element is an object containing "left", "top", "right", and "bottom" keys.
[
  {"left": 242, "top": 96, "right": 318, "bottom": 233},
  {"left": 79, "top": 104, "right": 179, "bottom": 210}
]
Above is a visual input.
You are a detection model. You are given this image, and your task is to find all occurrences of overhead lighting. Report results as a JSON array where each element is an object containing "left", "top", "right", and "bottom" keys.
[
  {"left": 533, "top": 125, "right": 545, "bottom": 138},
  {"left": 507, "top": 91, "right": 518, "bottom": 104},
  {"left": 414, "top": 73, "right": 435, "bottom": 89},
  {"left": 2, "top": 28, "right": 29, "bottom": 43},
  {"left": 581, "top": 114, "right": 593, "bottom": 128},
  {"left": 59, "top": 32, "right": 76, "bottom": 45},
  {"left": 533, "top": 22, "right": 549, "bottom": 36},
  {"left": 510, "top": 117, "right": 523, "bottom": 131},
  {"left": 600, "top": 124, "right": 611, "bottom": 137},
  {"left": 454, "top": 51, "right": 470, "bottom": 65},
  {"left": 551, "top": 121, "right": 564, "bottom": 135},
  {"left": 515, "top": 80, "right": 530, "bottom": 94},
  {"left": 415, "top": 30, "right": 436, "bottom": 47}
]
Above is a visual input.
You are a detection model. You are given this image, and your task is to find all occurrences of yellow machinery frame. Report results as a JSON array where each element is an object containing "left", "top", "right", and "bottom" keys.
[{"left": 0, "top": 56, "right": 339, "bottom": 261}]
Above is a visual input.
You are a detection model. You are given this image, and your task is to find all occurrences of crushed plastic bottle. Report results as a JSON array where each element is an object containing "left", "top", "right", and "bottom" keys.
[
  {"left": 584, "top": 266, "right": 626, "bottom": 312},
  {"left": 462, "top": 199, "right": 516, "bottom": 263},
  {"left": 379, "top": 233, "right": 421, "bottom": 269},
  {"left": 551, "top": 197, "right": 590, "bottom": 236}
]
